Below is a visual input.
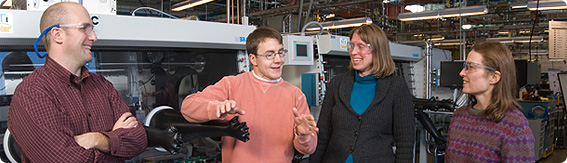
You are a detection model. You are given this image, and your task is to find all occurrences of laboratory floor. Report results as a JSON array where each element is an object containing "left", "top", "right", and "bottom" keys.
[{"left": 538, "top": 149, "right": 567, "bottom": 163}]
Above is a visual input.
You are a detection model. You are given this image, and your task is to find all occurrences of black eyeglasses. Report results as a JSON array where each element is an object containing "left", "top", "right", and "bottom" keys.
[
  {"left": 257, "top": 49, "right": 287, "bottom": 60},
  {"left": 463, "top": 62, "right": 498, "bottom": 72}
]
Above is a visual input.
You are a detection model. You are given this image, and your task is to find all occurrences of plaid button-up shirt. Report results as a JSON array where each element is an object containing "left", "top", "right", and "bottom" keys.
[{"left": 8, "top": 57, "right": 147, "bottom": 162}]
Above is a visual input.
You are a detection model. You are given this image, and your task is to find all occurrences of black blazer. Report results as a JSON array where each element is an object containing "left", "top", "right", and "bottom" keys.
[{"left": 310, "top": 70, "right": 415, "bottom": 163}]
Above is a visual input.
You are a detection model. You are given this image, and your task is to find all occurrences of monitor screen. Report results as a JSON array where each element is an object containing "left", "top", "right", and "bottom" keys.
[
  {"left": 515, "top": 60, "right": 527, "bottom": 88},
  {"left": 296, "top": 44, "right": 308, "bottom": 57},
  {"left": 439, "top": 61, "right": 464, "bottom": 88}
]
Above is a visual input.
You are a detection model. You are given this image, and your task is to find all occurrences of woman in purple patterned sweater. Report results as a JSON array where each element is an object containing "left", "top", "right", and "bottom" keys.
[{"left": 445, "top": 41, "right": 535, "bottom": 163}]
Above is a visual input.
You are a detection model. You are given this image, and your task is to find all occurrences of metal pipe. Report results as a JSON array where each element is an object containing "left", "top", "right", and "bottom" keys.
[
  {"left": 459, "top": 2, "right": 463, "bottom": 60},
  {"left": 227, "top": 0, "right": 230, "bottom": 23},
  {"left": 425, "top": 41, "right": 432, "bottom": 99},
  {"left": 300, "top": 21, "right": 323, "bottom": 36},
  {"left": 304, "top": 0, "right": 313, "bottom": 25},
  {"left": 298, "top": 0, "right": 304, "bottom": 31},
  {"left": 237, "top": 0, "right": 240, "bottom": 24},
  {"left": 283, "top": 14, "right": 291, "bottom": 33},
  {"left": 232, "top": 0, "right": 235, "bottom": 24}
]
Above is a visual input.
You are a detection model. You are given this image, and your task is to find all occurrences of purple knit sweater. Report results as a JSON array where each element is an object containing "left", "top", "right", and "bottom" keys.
[{"left": 445, "top": 106, "right": 535, "bottom": 163}]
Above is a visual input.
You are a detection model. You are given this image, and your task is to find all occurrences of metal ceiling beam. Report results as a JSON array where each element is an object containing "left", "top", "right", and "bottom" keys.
[{"left": 249, "top": 0, "right": 375, "bottom": 17}]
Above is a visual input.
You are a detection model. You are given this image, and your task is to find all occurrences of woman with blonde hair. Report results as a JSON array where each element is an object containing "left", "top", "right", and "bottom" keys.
[
  {"left": 310, "top": 24, "right": 415, "bottom": 163},
  {"left": 445, "top": 41, "right": 535, "bottom": 162}
]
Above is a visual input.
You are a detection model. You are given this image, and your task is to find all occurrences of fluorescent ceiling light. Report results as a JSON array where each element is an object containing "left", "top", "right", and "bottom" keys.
[
  {"left": 512, "top": 4, "right": 528, "bottom": 9},
  {"left": 398, "top": 9, "right": 441, "bottom": 21},
  {"left": 306, "top": 17, "right": 372, "bottom": 31},
  {"left": 427, "top": 36, "right": 445, "bottom": 41},
  {"left": 383, "top": 0, "right": 396, "bottom": 3},
  {"left": 2, "top": 0, "right": 11, "bottom": 7},
  {"left": 462, "top": 24, "right": 472, "bottom": 29},
  {"left": 486, "top": 36, "right": 544, "bottom": 43},
  {"left": 325, "top": 14, "right": 335, "bottom": 19},
  {"left": 434, "top": 42, "right": 462, "bottom": 46},
  {"left": 432, "top": 39, "right": 463, "bottom": 46},
  {"left": 528, "top": 0, "right": 567, "bottom": 11},
  {"left": 398, "top": 5, "right": 487, "bottom": 21},
  {"left": 439, "top": 6, "right": 488, "bottom": 17},
  {"left": 172, "top": 0, "right": 216, "bottom": 11}
]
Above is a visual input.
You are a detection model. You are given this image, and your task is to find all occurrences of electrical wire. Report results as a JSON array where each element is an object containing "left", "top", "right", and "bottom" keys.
[
  {"left": 140, "top": 74, "right": 155, "bottom": 85},
  {"left": 138, "top": 74, "right": 154, "bottom": 107},
  {"left": 528, "top": 0, "right": 540, "bottom": 61},
  {"left": 132, "top": 7, "right": 179, "bottom": 19}
]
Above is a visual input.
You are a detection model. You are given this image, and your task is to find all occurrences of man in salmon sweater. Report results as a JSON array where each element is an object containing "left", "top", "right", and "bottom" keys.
[{"left": 181, "top": 27, "right": 317, "bottom": 162}]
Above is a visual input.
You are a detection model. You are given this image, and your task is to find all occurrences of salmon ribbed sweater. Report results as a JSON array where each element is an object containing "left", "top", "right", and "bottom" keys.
[{"left": 181, "top": 72, "right": 317, "bottom": 163}]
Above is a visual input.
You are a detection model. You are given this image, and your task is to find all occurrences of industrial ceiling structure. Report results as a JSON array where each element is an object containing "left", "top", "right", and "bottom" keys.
[
  {"left": 4, "top": 0, "right": 562, "bottom": 59},
  {"left": 114, "top": 0, "right": 566, "bottom": 60}
]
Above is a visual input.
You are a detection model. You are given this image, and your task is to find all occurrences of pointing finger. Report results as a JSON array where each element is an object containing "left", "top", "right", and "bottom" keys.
[{"left": 233, "top": 107, "right": 246, "bottom": 115}]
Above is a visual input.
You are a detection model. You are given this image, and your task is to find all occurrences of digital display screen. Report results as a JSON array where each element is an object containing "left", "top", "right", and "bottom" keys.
[
  {"left": 296, "top": 44, "right": 308, "bottom": 57},
  {"left": 440, "top": 61, "right": 464, "bottom": 88}
]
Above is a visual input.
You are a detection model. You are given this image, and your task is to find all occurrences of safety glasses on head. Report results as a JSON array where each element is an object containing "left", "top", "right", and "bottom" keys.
[
  {"left": 59, "top": 23, "right": 95, "bottom": 35},
  {"left": 34, "top": 23, "right": 95, "bottom": 58}
]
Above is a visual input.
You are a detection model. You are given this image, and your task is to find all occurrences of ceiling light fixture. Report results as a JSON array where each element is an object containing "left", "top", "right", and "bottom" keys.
[
  {"left": 172, "top": 0, "right": 215, "bottom": 11},
  {"left": 1, "top": 0, "right": 12, "bottom": 7},
  {"left": 306, "top": 17, "right": 372, "bottom": 31},
  {"left": 528, "top": 0, "right": 567, "bottom": 10},
  {"left": 325, "top": 14, "right": 335, "bottom": 19},
  {"left": 427, "top": 36, "right": 445, "bottom": 41},
  {"left": 519, "top": 30, "right": 531, "bottom": 34},
  {"left": 398, "top": 5, "right": 487, "bottom": 21},
  {"left": 462, "top": 24, "right": 472, "bottom": 29},
  {"left": 486, "top": 36, "right": 544, "bottom": 43},
  {"left": 432, "top": 39, "right": 463, "bottom": 46},
  {"left": 512, "top": 4, "right": 528, "bottom": 9}
]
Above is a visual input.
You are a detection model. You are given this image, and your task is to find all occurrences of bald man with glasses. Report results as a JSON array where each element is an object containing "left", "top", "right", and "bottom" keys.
[{"left": 8, "top": 2, "right": 147, "bottom": 162}]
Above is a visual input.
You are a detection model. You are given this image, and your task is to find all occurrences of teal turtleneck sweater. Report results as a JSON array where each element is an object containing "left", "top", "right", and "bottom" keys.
[
  {"left": 346, "top": 71, "right": 377, "bottom": 163},
  {"left": 349, "top": 71, "right": 377, "bottom": 115}
]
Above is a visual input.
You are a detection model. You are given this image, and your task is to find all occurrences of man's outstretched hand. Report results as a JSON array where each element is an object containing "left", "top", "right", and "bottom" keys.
[{"left": 293, "top": 108, "right": 318, "bottom": 136}]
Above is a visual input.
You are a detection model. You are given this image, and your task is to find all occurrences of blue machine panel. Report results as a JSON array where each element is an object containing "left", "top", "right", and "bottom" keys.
[
  {"left": 518, "top": 100, "right": 552, "bottom": 119},
  {"left": 301, "top": 73, "right": 318, "bottom": 106}
]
